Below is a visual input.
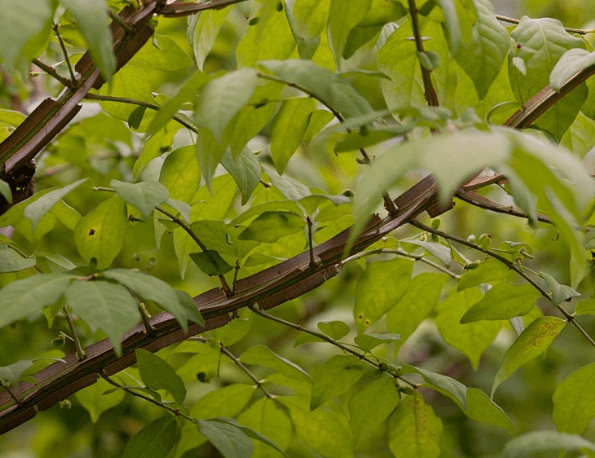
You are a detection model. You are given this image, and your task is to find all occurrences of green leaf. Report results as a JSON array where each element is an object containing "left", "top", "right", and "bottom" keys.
[
  {"left": 215, "top": 318, "right": 251, "bottom": 347},
  {"left": 175, "top": 290, "right": 205, "bottom": 327},
  {"left": 403, "top": 240, "right": 452, "bottom": 267},
  {"left": 260, "top": 59, "right": 373, "bottom": 118},
  {"left": 210, "top": 417, "right": 287, "bottom": 457},
  {"left": 576, "top": 298, "right": 595, "bottom": 315},
  {"left": 509, "top": 17, "right": 586, "bottom": 140},
  {"left": 317, "top": 321, "right": 350, "bottom": 340},
  {"left": 502, "top": 431, "right": 595, "bottom": 458},
  {"left": 111, "top": 180, "right": 169, "bottom": 220},
  {"left": 23, "top": 179, "right": 87, "bottom": 230},
  {"left": 560, "top": 111, "right": 595, "bottom": 159},
  {"left": 402, "top": 365, "right": 467, "bottom": 410},
  {"left": 460, "top": 282, "right": 541, "bottom": 323},
  {"left": 196, "top": 419, "right": 254, "bottom": 458},
  {"left": 191, "top": 8, "right": 230, "bottom": 70},
  {"left": 492, "top": 316, "right": 565, "bottom": 397},
  {"left": 0, "top": 360, "right": 34, "bottom": 386},
  {"left": 65, "top": 280, "right": 140, "bottom": 355},
  {"left": 147, "top": 71, "right": 211, "bottom": 136},
  {"left": 165, "top": 199, "right": 192, "bottom": 224},
  {"left": 270, "top": 97, "right": 317, "bottom": 174},
  {"left": 387, "top": 272, "right": 448, "bottom": 349},
  {"left": 128, "top": 105, "right": 146, "bottom": 130},
  {"left": 435, "top": 288, "right": 501, "bottom": 369},
  {"left": 239, "top": 211, "right": 305, "bottom": 243},
  {"left": 436, "top": 0, "right": 461, "bottom": 53},
  {"left": 349, "top": 376, "right": 400, "bottom": 447},
  {"left": 354, "top": 258, "right": 413, "bottom": 333},
  {"left": 417, "top": 50, "right": 441, "bottom": 70},
  {"left": 539, "top": 272, "right": 580, "bottom": 307},
  {"left": 74, "top": 195, "right": 128, "bottom": 270},
  {"left": 122, "top": 416, "right": 178, "bottom": 458},
  {"left": 189, "top": 250, "right": 233, "bottom": 276},
  {"left": 388, "top": 391, "right": 443, "bottom": 458},
  {"left": 103, "top": 269, "right": 190, "bottom": 332},
  {"left": 0, "top": 273, "right": 73, "bottom": 329},
  {"left": 136, "top": 349, "right": 186, "bottom": 405},
  {"left": 0, "top": 0, "right": 53, "bottom": 68},
  {"left": 237, "top": 397, "right": 292, "bottom": 457},
  {"left": 464, "top": 388, "right": 515, "bottom": 435},
  {"left": 457, "top": 258, "right": 511, "bottom": 291},
  {"left": 134, "top": 121, "right": 180, "bottom": 179},
  {"left": 240, "top": 345, "right": 311, "bottom": 383},
  {"left": 190, "top": 385, "right": 255, "bottom": 420},
  {"left": 280, "top": 397, "right": 353, "bottom": 458},
  {"left": 327, "top": 0, "right": 371, "bottom": 70},
  {"left": 553, "top": 362, "right": 595, "bottom": 434},
  {"left": 550, "top": 48, "right": 595, "bottom": 92},
  {"left": 266, "top": 166, "right": 311, "bottom": 202},
  {"left": 0, "top": 247, "right": 37, "bottom": 273},
  {"left": 159, "top": 146, "right": 201, "bottom": 204},
  {"left": 221, "top": 147, "right": 260, "bottom": 206},
  {"left": 0, "top": 179, "right": 11, "bottom": 205},
  {"left": 453, "top": 0, "right": 508, "bottom": 99},
  {"left": 194, "top": 68, "right": 258, "bottom": 143},
  {"left": 310, "top": 354, "right": 366, "bottom": 410},
  {"left": 131, "top": 34, "right": 193, "bottom": 72},
  {"left": 353, "top": 333, "right": 400, "bottom": 351},
  {"left": 284, "top": 0, "right": 330, "bottom": 59},
  {"left": 75, "top": 377, "right": 125, "bottom": 423}
]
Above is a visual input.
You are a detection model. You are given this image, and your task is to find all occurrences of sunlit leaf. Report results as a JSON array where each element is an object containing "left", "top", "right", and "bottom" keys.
[
  {"left": 111, "top": 180, "right": 169, "bottom": 220},
  {"left": 310, "top": 354, "right": 366, "bottom": 410}
]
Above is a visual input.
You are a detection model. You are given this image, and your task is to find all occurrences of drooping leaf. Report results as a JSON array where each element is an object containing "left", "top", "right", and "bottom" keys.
[
  {"left": 159, "top": 146, "right": 201, "bottom": 204},
  {"left": 238, "top": 211, "right": 305, "bottom": 243},
  {"left": 460, "top": 282, "right": 541, "bottom": 323},
  {"left": 317, "top": 321, "right": 350, "bottom": 341},
  {"left": 464, "top": 388, "right": 515, "bottom": 435},
  {"left": 0, "top": 247, "right": 37, "bottom": 273},
  {"left": 192, "top": 8, "right": 230, "bottom": 70},
  {"left": 492, "top": 316, "right": 565, "bottom": 397},
  {"left": 103, "top": 269, "right": 190, "bottom": 332},
  {"left": 354, "top": 333, "right": 401, "bottom": 351},
  {"left": 175, "top": 290, "right": 205, "bottom": 326},
  {"left": 136, "top": 349, "right": 186, "bottom": 405},
  {"left": 23, "top": 179, "right": 87, "bottom": 230},
  {"left": 550, "top": 48, "right": 595, "bottom": 92},
  {"left": 0, "top": 360, "right": 34, "bottom": 386},
  {"left": 388, "top": 391, "right": 443, "bottom": 458},
  {"left": 402, "top": 365, "right": 467, "bottom": 410},
  {"left": 502, "top": 431, "right": 595, "bottom": 458},
  {"left": 196, "top": 419, "right": 254, "bottom": 458},
  {"left": 134, "top": 121, "right": 180, "bottom": 179},
  {"left": 111, "top": 180, "right": 169, "bottom": 220},
  {"left": 240, "top": 345, "right": 311, "bottom": 383},
  {"left": 190, "top": 385, "right": 255, "bottom": 420},
  {"left": 387, "top": 272, "right": 448, "bottom": 350},
  {"left": 65, "top": 280, "right": 140, "bottom": 355},
  {"left": 552, "top": 362, "right": 595, "bottom": 434},
  {"left": 435, "top": 0, "right": 461, "bottom": 53},
  {"left": 60, "top": 0, "right": 116, "bottom": 81},
  {"left": 0, "top": 273, "right": 74, "bottom": 329},
  {"left": 539, "top": 271, "right": 580, "bottom": 307},
  {"left": 402, "top": 240, "right": 452, "bottom": 267},
  {"left": 73, "top": 195, "right": 128, "bottom": 270},
  {"left": 310, "top": 354, "right": 366, "bottom": 410},
  {"left": 209, "top": 417, "right": 287, "bottom": 457},
  {"left": 327, "top": 0, "right": 371, "bottom": 70},
  {"left": 75, "top": 377, "right": 125, "bottom": 423},
  {"left": 354, "top": 258, "right": 414, "bottom": 333},
  {"left": 189, "top": 250, "right": 233, "bottom": 276},
  {"left": 221, "top": 147, "right": 261, "bottom": 206},
  {"left": 457, "top": 257, "right": 511, "bottom": 291},
  {"left": 285, "top": 0, "right": 330, "bottom": 59},
  {"left": 435, "top": 288, "right": 501, "bottom": 369},
  {"left": 0, "top": 179, "right": 11, "bottom": 205},
  {"left": 348, "top": 376, "right": 400, "bottom": 447},
  {"left": 122, "top": 416, "right": 178, "bottom": 458}
]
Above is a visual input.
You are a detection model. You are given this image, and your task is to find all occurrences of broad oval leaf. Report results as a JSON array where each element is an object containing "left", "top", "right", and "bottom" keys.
[
  {"left": 65, "top": 280, "right": 140, "bottom": 355},
  {"left": 0, "top": 247, "right": 37, "bottom": 273},
  {"left": 240, "top": 344, "right": 311, "bottom": 383},
  {"left": 539, "top": 271, "right": 580, "bottom": 307},
  {"left": 159, "top": 146, "right": 201, "bottom": 204},
  {"left": 24, "top": 179, "right": 87, "bottom": 230},
  {"left": 238, "top": 211, "right": 305, "bottom": 243},
  {"left": 550, "top": 48, "right": 595, "bottom": 92},
  {"left": 552, "top": 362, "right": 595, "bottom": 434},
  {"left": 221, "top": 147, "right": 261, "bottom": 206},
  {"left": 74, "top": 195, "right": 128, "bottom": 270},
  {"left": 464, "top": 387, "right": 515, "bottom": 436},
  {"left": 0, "top": 360, "right": 34, "bottom": 386},
  {"left": 502, "top": 431, "right": 595, "bottom": 458},
  {"left": 111, "top": 180, "right": 169, "bottom": 220},
  {"left": 317, "top": 320, "right": 350, "bottom": 340},
  {"left": 122, "top": 416, "right": 178, "bottom": 458},
  {"left": 196, "top": 419, "right": 254, "bottom": 458},
  {"left": 136, "top": 348, "right": 186, "bottom": 405},
  {"left": 75, "top": 377, "right": 125, "bottom": 423},
  {"left": 460, "top": 282, "right": 541, "bottom": 323},
  {"left": 310, "top": 354, "right": 366, "bottom": 410},
  {"left": 189, "top": 250, "right": 233, "bottom": 276},
  {"left": 492, "top": 316, "right": 565, "bottom": 397},
  {"left": 190, "top": 384, "right": 255, "bottom": 420},
  {"left": 402, "top": 365, "right": 467, "bottom": 410}
]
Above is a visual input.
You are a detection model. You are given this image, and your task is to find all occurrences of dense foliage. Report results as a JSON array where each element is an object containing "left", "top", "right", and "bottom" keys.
[{"left": 2, "top": 0, "right": 595, "bottom": 457}]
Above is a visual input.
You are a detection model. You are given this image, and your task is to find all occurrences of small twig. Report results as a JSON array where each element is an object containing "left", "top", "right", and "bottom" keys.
[
  {"left": 412, "top": 220, "right": 595, "bottom": 349},
  {"left": 108, "top": 9, "right": 135, "bottom": 34},
  {"left": 248, "top": 304, "right": 418, "bottom": 388},
  {"left": 62, "top": 306, "right": 86, "bottom": 360},
  {"left": 306, "top": 216, "right": 317, "bottom": 269},
  {"left": 155, "top": 206, "right": 233, "bottom": 296},
  {"left": 1, "top": 385, "right": 22, "bottom": 408},
  {"left": 407, "top": 0, "right": 439, "bottom": 106},
  {"left": 31, "top": 58, "right": 75, "bottom": 89},
  {"left": 259, "top": 179, "right": 272, "bottom": 189},
  {"left": 100, "top": 372, "right": 195, "bottom": 421},
  {"left": 52, "top": 24, "right": 77, "bottom": 85},
  {"left": 157, "top": 0, "right": 249, "bottom": 17},
  {"left": 138, "top": 303, "right": 156, "bottom": 336},
  {"left": 340, "top": 247, "right": 460, "bottom": 279},
  {"left": 84, "top": 93, "right": 198, "bottom": 133},
  {"left": 495, "top": 15, "right": 595, "bottom": 35},
  {"left": 189, "top": 337, "right": 273, "bottom": 398}
]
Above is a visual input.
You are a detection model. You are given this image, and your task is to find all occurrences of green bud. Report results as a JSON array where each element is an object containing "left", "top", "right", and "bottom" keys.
[
  {"left": 467, "top": 234, "right": 476, "bottom": 243},
  {"left": 465, "top": 261, "right": 479, "bottom": 270},
  {"left": 431, "top": 233, "right": 439, "bottom": 243},
  {"left": 479, "top": 233, "right": 491, "bottom": 250},
  {"left": 431, "top": 218, "right": 441, "bottom": 229}
]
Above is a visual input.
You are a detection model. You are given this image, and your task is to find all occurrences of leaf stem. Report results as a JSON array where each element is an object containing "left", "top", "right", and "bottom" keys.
[
  {"left": 138, "top": 303, "right": 156, "bottom": 337},
  {"left": 83, "top": 93, "right": 198, "bottom": 133},
  {"left": 411, "top": 220, "right": 595, "bottom": 349},
  {"left": 407, "top": 0, "right": 439, "bottom": 106},
  {"left": 108, "top": 9, "right": 135, "bottom": 34},
  {"left": 31, "top": 58, "right": 75, "bottom": 90},
  {"left": 100, "top": 372, "right": 196, "bottom": 422},
  {"left": 1, "top": 384, "right": 22, "bottom": 408},
  {"left": 189, "top": 337, "right": 273, "bottom": 398},
  {"left": 248, "top": 304, "right": 418, "bottom": 388},
  {"left": 306, "top": 216, "right": 317, "bottom": 269},
  {"left": 52, "top": 24, "right": 77, "bottom": 86}
]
